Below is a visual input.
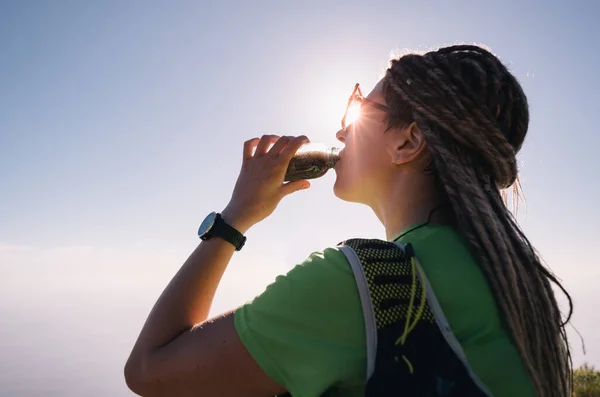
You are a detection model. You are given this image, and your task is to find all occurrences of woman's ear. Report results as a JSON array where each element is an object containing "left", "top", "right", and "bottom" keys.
[{"left": 390, "top": 122, "right": 428, "bottom": 165}]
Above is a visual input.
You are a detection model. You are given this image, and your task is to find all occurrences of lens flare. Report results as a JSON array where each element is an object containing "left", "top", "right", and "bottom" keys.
[{"left": 345, "top": 101, "right": 362, "bottom": 126}]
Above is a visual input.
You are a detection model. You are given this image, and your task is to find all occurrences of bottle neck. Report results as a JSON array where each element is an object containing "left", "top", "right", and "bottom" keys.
[{"left": 327, "top": 148, "right": 341, "bottom": 168}]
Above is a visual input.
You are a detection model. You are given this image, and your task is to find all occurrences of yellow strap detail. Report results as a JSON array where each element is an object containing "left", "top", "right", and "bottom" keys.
[
  {"left": 406, "top": 257, "right": 428, "bottom": 335},
  {"left": 402, "top": 355, "right": 414, "bottom": 374},
  {"left": 396, "top": 253, "right": 417, "bottom": 346}
]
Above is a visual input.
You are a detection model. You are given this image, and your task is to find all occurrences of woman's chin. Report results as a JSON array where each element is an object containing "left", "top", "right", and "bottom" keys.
[
  {"left": 333, "top": 174, "right": 368, "bottom": 204},
  {"left": 333, "top": 178, "right": 354, "bottom": 202},
  {"left": 332, "top": 177, "right": 345, "bottom": 199}
]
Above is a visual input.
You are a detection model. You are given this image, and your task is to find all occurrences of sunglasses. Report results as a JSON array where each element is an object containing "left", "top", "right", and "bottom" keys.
[{"left": 341, "top": 83, "right": 394, "bottom": 129}]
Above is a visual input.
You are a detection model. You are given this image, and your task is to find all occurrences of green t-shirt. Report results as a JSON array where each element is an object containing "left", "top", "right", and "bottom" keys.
[{"left": 234, "top": 224, "right": 535, "bottom": 397}]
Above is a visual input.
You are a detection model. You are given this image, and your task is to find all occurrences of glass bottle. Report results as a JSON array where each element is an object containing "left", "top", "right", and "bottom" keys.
[{"left": 284, "top": 143, "right": 341, "bottom": 182}]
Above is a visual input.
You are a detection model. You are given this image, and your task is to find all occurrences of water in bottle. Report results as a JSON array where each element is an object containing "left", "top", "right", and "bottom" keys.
[{"left": 284, "top": 143, "right": 341, "bottom": 182}]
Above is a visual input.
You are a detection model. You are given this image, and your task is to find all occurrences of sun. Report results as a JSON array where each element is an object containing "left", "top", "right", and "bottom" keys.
[{"left": 345, "top": 101, "right": 362, "bottom": 126}]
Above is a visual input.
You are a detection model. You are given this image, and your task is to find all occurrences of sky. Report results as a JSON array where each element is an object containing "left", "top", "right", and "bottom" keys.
[{"left": 1, "top": 1, "right": 599, "bottom": 395}]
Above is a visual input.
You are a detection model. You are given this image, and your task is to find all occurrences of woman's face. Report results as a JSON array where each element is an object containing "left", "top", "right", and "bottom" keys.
[{"left": 333, "top": 79, "right": 397, "bottom": 205}]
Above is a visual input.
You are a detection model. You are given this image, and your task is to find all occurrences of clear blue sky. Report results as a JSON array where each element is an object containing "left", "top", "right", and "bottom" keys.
[{"left": 1, "top": 1, "right": 598, "bottom": 395}]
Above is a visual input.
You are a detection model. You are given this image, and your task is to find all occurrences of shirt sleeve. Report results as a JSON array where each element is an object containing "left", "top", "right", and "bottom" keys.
[{"left": 233, "top": 247, "right": 367, "bottom": 397}]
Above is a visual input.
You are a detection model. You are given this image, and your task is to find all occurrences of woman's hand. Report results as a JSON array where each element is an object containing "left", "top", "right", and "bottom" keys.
[{"left": 221, "top": 135, "right": 311, "bottom": 233}]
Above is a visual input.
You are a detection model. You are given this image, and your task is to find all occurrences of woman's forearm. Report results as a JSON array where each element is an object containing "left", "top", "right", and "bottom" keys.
[{"left": 125, "top": 211, "right": 250, "bottom": 367}]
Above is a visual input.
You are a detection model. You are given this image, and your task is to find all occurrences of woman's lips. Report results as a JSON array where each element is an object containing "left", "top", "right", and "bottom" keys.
[{"left": 335, "top": 150, "right": 344, "bottom": 168}]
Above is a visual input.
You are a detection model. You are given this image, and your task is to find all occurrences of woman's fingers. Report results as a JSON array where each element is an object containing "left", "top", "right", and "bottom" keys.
[
  {"left": 280, "top": 179, "right": 310, "bottom": 197},
  {"left": 279, "top": 135, "right": 310, "bottom": 162},
  {"left": 242, "top": 136, "right": 310, "bottom": 184},
  {"left": 267, "top": 136, "right": 292, "bottom": 156},
  {"left": 243, "top": 138, "right": 260, "bottom": 161},
  {"left": 254, "top": 135, "right": 280, "bottom": 156}
]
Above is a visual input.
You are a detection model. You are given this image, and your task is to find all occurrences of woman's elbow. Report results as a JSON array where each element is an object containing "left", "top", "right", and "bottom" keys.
[{"left": 124, "top": 356, "right": 152, "bottom": 396}]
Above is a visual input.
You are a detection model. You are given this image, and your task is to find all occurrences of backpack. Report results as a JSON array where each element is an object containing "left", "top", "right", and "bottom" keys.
[
  {"left": 337, "top": 238, "right": 492, "bottom": 396},
  {"left": 277, "top": 238, "right": 493, "bottom": 396}
]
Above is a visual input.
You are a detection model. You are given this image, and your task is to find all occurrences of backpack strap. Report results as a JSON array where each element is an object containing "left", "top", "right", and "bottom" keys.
[
  {"left": 337, "top": 241, "right": 379, "bottom": 379},
  {"left": 338, "top": 238, "right": 493, "bottom": 397}
]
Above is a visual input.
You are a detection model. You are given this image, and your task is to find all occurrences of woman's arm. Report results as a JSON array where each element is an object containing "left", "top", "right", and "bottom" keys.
[
  {"left": 124, "top": 135, "right": 310, "bottom": 396},
  {"left": 124, "top": 230, "right": 286, "bottom": 396}
]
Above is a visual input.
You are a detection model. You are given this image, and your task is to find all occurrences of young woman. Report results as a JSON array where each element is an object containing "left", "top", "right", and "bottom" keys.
[{"left": 125, "top": 45, "right": 572, "bottom": 397}]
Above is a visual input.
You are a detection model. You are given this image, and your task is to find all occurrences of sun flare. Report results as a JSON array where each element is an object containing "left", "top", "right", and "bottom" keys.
[{"left": 345, "top": 101, "right": 362, "bottom": 126}]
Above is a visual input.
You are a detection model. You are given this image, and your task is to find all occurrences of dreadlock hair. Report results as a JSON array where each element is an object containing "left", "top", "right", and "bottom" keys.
[{"left": 382, "top": 45, "right": 573, "bottom": 397}]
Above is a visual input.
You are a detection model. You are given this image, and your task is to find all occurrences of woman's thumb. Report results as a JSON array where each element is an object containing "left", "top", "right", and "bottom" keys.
[{"left": 281, "top": 180, "right": 311, "bottom": 197}]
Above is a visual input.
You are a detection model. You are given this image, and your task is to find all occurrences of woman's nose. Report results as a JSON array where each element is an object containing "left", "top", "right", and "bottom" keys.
[{"left": 335, "top": 128, "right": 346, "bottom": 143}]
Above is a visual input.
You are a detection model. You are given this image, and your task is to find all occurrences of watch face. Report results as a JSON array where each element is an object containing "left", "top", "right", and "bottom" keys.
[{"left": 198, "top": 212, "right": 217, "bottom": 237}]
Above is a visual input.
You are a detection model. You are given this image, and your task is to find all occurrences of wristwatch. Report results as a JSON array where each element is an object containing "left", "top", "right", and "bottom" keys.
[{"left": 197, "top": 212, "right": 246, "bottom": 251}]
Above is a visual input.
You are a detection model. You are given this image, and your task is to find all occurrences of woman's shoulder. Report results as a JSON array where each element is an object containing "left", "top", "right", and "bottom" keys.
[
  {"left": 234, "top": 245, "right": 368, "bottom": 396},
  {"left": 237, "top": 244, "right": 363, "bottom": 319},
  {"left": 293, "top": 238, "right": 402, "bottom": 279},
  {"left": 285, "top": 245, "right": 352, "bottom": 276}
]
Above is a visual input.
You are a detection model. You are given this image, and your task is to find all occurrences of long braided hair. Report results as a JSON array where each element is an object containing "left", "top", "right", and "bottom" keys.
[{"left": 382, "top": 45, "right": 572, "bottom": 397}]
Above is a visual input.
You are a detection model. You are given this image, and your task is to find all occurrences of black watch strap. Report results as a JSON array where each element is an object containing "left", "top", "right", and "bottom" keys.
[{"left": 207, "top": 213, "right": 246, "bottom": 251}]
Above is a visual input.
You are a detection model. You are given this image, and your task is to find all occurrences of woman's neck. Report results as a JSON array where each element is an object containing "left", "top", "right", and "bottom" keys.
[{"left": 371, "top": 175, "right": 451, "bottom": 241}]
